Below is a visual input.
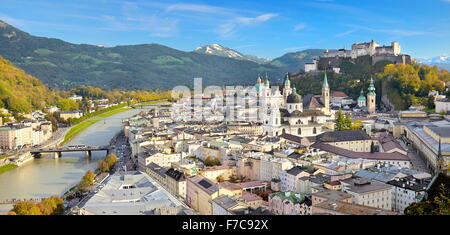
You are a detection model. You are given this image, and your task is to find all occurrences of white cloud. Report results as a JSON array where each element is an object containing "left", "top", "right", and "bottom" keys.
[
  {"left": 216, "top": 13, "right": 277, "bottom": 38},
  {"left": 350, "top": 25, "right": 430, "bottom": 36},
  {"left": 0, "top": 14, "right": 25, "bottom": 27},
  {"left": 283, "top": 46, "right": 309, "bottom": 51},
  {"left": 293, "top": 23, "right": 307, "bottom": 32},
  {"left": 334, "top": 28, "right": 358, "bottom": 37},
  {"left": 166, "top": 4, "right": 231, "bottom": 15}
]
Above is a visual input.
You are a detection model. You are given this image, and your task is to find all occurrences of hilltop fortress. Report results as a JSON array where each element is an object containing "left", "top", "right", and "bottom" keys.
[
  {"left": 305, "top": 40, "right": 411, "bottom": 73},
  {"left": 323, "top": 41, "right": 400, "bottom": 59}
]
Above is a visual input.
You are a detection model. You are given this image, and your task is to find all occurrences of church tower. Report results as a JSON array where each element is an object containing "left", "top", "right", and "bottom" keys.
[
  {"left": 321, "top": 72, "right": 330, "bottom": 114},
  {"left": 283, "top": 73, "right": 292, "bottom": 107},
  {"left": 367, "top": 77, "right": 376, "bottom": 113}
]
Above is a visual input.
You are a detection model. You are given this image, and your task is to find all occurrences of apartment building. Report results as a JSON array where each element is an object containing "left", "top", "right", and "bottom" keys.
[
  {"left": 340, "top": 178, "right": 393, "bottom": 210},
  {"left": 315, "top": 130, "right": 375, "bottom": 152},
  {"left": 0, "top": 126, "right": 32, "bottom": 149},
  {"left": 387, "top": 175, "right": 431, "bottom": 214},
  {"left": 165, "top": 168, "right": 187, "bottom": 199},
  {"left": 186, "top": 175, "right": 220, "bottom": 215}
]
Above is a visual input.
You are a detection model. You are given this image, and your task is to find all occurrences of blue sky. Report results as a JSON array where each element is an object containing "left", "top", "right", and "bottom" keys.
[{"left": 1, "top": 0, "right": 450, "bottom": 59}]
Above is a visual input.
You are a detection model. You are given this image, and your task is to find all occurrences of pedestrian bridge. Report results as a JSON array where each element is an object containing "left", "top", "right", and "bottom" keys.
[{"left": 30, "top": 145, "right": 110, "bottom": 158}]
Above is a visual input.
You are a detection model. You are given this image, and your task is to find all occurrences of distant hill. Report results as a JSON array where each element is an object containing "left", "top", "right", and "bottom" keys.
[
  {"left": 0, "top": 20, "right": 287, "bottom": 90},
  {"left": 268, "top": 49, "right": 325, "bottom": 74},
  {"left": 0, "top": 55, "right": 56, "bottom": 113},
  {"left": 193, "top": 44, "right": 271, "bottom": 64},
  {"left": 0, "top": 20, "right": 330, "bottom": 90}
]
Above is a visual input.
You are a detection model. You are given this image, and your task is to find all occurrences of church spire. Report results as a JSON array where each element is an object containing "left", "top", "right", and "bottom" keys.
[
  {"left": 368, "top": 76, "right": 376, "bottom": 94},
  {"left": 284, "top": 72, "right": 291, "bottom": 87},
  {"left": 257, "top": 74, "right": 262, "bottom": 84},
  {"left": 323, "top": 71, "right": 329, "bottom": 89}
]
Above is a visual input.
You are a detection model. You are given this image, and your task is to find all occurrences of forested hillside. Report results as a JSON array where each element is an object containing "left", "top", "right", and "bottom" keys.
[{"left": 0, "top": 56, "right": 57, "bottom": 113}]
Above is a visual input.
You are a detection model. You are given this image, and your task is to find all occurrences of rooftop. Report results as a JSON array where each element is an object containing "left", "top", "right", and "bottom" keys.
[
  {"left": 188, "top": 175, "right": 219, "bottom": 195},
  {"left": 386, "top": 175, "right": 431, "bottom": 192},
  {"left": 316, "top": 130, "right": 372, "bottom": 142},
  {"left": 81, "top": 171, "right": 187, "bottom": 215},
  {"left": 341, "top": 178, "right": 392, "bottom": 194},
  {"left": 314, "top": 200, "right": 398, "bottom": 215},
  {"left": 312, "top": 189, "right": 352, "bottom": 201},
  {"left": 211, "top": 195, "right": 239, "bottom": 210},
  {"left": 311, "top": 142, "right": 410, "bottom": 161}
]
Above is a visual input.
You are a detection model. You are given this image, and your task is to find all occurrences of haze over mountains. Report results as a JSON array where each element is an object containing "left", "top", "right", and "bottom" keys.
[
  {"left": 418, "top": 55, "right": 450, "bottom": 70},
  {"left": 0, "top": 20, "right": 326, "bottom": 90}
]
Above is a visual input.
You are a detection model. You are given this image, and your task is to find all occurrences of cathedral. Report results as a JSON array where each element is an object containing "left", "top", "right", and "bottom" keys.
[{"left": 254, "top": 73, "right": 334, "bottom": 137}]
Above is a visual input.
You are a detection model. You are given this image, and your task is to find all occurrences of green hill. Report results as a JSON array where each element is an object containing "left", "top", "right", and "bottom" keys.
[
  {"left": 0, "top": 20, "right": 286, "bottom": 90},
  {"left": 269, "top": 49, "right": 324, "bottom": 74},
  {"left": 0, "top": 55, "right": 56, "bottom": 113}
]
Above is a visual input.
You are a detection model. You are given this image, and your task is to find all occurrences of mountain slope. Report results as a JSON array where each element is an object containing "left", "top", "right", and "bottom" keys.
[
  {"left": 0, "top": 21, "right": 282, "bottom": 90},
  {"left": 193, "top": 44, "right": 271, "bottom": 64},
  {"left": 0, "top": 55, "right": 56, "bottom": 113},
  {"left": 269, "top": 49, "right": 325, "bottom": 74}
]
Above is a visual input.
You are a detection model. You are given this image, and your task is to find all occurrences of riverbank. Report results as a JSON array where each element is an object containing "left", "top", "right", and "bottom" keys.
[
  {"left": 0, "top": 164, "right": 17, "bottom": 174},
  {"left": 61, "top": 106, "right": 132, "bottom": 145}
]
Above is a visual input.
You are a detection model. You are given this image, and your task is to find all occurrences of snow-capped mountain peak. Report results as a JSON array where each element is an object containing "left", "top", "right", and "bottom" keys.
[{"left": 193, "top": 44, "right": 271, "bottom": 64}]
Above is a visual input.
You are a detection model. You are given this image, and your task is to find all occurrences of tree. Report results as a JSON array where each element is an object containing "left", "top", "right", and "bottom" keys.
[
  {"left": 98, "top": 154, "right": 118, "bottom": 173},
  {"left": 12, "top": 201, "right": 42, "bottom": 215},
  {"left": 335, "top": 109, "right": 346, "bottom": 131},
  {"left": 216, "top": 175, "right": 224, "bottom": 182},
  {"left": 204, "top": 156, "right": 221, "bottom": 167},
  {"left": 351, "top": 120, "right": 363, "bottom": 130},
  {"left": 335, "top": 110, "right": 353, "bottom": 131},
  {"left": 344, "top": 114, "right": 352, "bottom": 130},
  {"left": 426, "top": 95, "right": 435, "bottom": 110},
  {"left": 431, "top": 184, "right": 450, "bottom": 215},
  {"left": 57, "top": 98, "right": 79, "bottom": 111},
  {"left": 405, "top": 183, "right": 450, "bottom": 215},
  {"left": 77, "top": 170, "right": 96, "bottom": 192},
  {"left": 105, "top": 154, "right": 118, "bottom": 169},
  {"left": 82, "top": 170, "right": 96, "bottom": 185},
  {"left": 98, "top": 160, "right": 109, "bottom": 172}
]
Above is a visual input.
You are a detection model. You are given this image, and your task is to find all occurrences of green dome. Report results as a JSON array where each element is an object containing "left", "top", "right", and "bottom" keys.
[
  {"left": 358, "top": 89, "right": 366, "bottom": 100},
  {"left": 287, "top": 88, "right": 301, "bottom": 103},
  {"left": 265, "top": 79, "right": 270, "bottom": 86}
]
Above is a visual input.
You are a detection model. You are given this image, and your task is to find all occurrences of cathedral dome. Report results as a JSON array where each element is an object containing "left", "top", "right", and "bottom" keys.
[
  {"left": 358, "top": 89, "right": 366, "bottom": 101},
  {"left": 287, "top": 88, "right": 302, "bottom": 103}
]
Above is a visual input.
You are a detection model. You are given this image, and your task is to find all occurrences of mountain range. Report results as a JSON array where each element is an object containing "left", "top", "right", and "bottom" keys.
[
  {"left": 417, "top": 55, "right": 450, "bottom": 70},
  {"left": 0, "top": 20, "right": 323, "bottom": 90}
]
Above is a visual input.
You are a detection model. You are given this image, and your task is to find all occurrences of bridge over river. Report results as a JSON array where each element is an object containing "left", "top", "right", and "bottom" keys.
[
  {"left": 0, "top": 198, "right": 42, "bottom": 205},
  {"left": 30, "top": 145, "right": 110, "bottom": 158}
]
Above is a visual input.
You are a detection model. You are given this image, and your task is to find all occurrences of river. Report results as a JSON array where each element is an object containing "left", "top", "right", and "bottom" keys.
[{"left": 0, "top": 108, "right": 146, "bottom": 213}]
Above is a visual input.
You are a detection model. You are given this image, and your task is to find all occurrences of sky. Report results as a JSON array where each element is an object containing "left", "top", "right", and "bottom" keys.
[{"left": 1, "top": 0, "right": 450, "bottom": 59}]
